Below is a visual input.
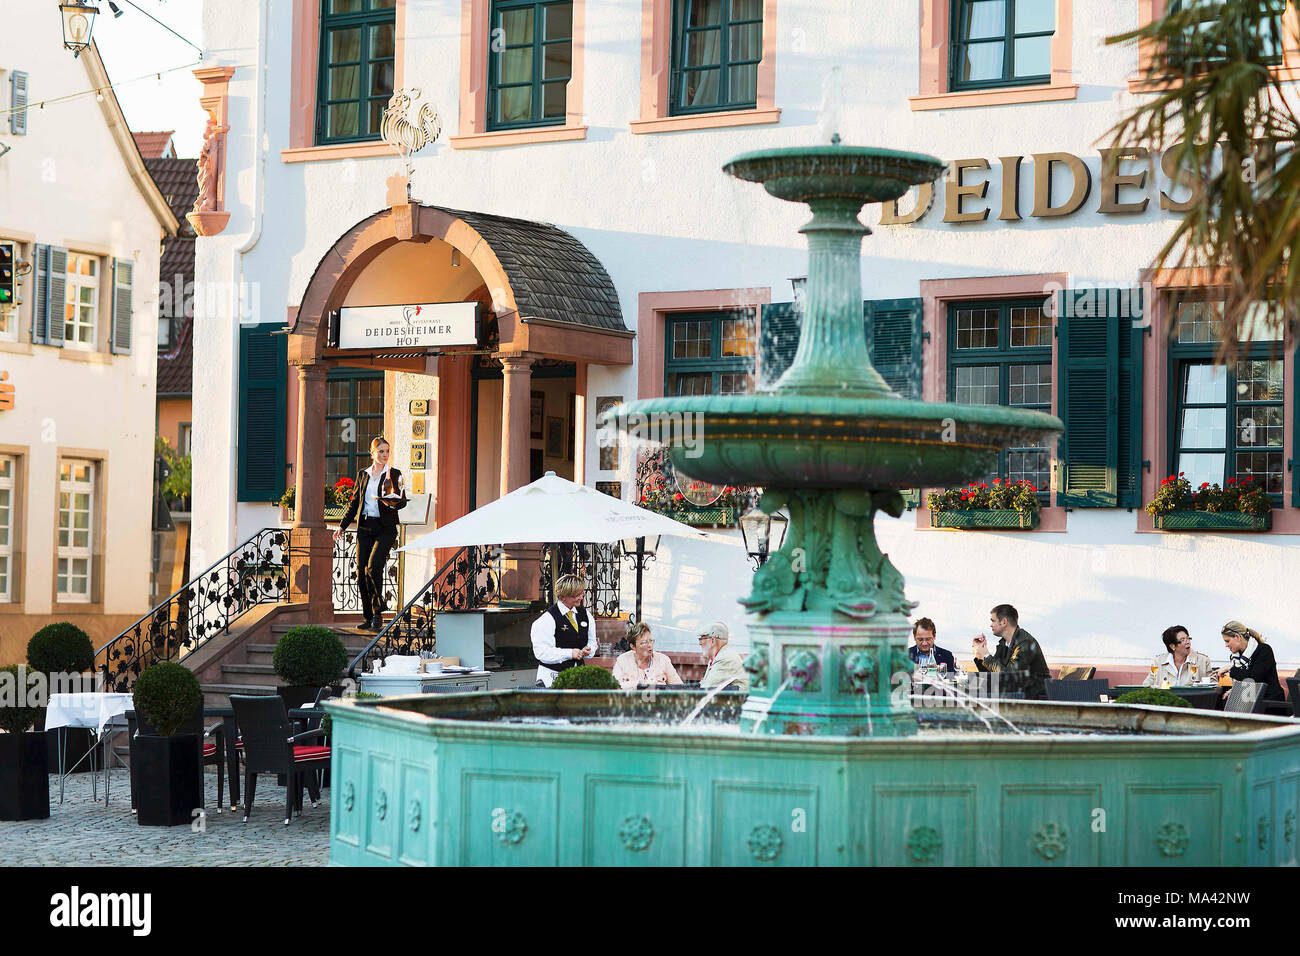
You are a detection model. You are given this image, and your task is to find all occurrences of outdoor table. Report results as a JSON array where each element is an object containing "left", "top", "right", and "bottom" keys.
[
  {"left": 1110, "top": 684, "right": 1223, "bottom": 710},
  {"left": 45, "top": 692, "right": 134, "bottom": 804}
]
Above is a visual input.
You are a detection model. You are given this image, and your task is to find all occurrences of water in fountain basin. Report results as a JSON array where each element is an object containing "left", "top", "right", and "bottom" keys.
[
  {"left": 682, "top": 677, "right": 738, "bottom": 727},
  {"left": 914, "top": 676, "right": 1024, "bottom": 735},
  {"left": 747, "top": 677, "right": 793, "bottom": 734}
]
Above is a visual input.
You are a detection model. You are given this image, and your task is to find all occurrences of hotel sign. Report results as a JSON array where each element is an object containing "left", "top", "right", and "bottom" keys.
[{"left": 333, "top": 302, "right": 480, "bottom": 350}]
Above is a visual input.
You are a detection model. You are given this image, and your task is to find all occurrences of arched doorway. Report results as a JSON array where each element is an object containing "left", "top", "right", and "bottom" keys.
[{"left": 283, "top": 202, "right": 632, "bottom": 622}]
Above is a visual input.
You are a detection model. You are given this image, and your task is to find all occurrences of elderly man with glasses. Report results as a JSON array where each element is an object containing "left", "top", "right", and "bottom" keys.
[{"left": 698, "top": 622, "right": 749, "bottom": 693}]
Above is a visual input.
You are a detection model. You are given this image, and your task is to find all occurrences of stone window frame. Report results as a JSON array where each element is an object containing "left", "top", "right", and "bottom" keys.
[
  {"left": 0, "top": 446, "right": 26, "bottom": 608},
  {"left": 910, "top": 0, "right": 1077, "bottom": 111}
]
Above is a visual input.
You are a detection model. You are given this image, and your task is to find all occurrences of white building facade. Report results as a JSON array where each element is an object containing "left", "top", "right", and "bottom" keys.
[
  {"left": 192, "top": 0, "right": 1300, "bottom": 671},
  {"left": 0, "top": 14, "right": 177, "bottom": 663}
]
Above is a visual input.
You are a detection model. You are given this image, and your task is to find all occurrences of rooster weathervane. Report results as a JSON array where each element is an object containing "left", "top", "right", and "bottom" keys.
[{"left": 381, "top": 88, "right": 442, "bottom": 191}]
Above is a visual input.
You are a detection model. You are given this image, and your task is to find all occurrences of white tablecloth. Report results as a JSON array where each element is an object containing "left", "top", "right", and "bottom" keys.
[{"left": 45, "top": 693, "right": 134, "bottom": 737}]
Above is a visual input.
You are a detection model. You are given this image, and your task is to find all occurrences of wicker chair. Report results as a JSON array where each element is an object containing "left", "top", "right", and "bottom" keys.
[
  {"left": 1224, "top": 679, "right": 1270, "bottom": 714},
  {"left": 230, "top": 695, "right": 331, "bottom": 826},
  {"left": 1045, "top": 678, "right": 1110, "bottom": 702}
]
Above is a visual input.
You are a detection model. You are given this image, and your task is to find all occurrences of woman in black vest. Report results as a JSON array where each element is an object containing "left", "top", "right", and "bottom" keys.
[{"left": 335, "top": 437, "right": 407, "bottom": 631}]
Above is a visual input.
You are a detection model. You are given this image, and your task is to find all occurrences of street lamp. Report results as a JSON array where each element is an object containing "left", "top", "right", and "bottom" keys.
[
  {"left": 619, "top": 535, "right": 660, "bottom": 622},
  {"left": 739, "top": 506, "right": 788, "bottom": 569},
  {"left": 60, "top": 1, "right": 101, "bottom": 57}
]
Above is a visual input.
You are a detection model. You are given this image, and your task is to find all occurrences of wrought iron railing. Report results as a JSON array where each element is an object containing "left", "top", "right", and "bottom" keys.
[
  {"left": 348, "top": 545, "right": 502, "bottom": 679},
  {"left": 332, "top": 527, "right": 404, "bottom": 614},
  {"left": 540, "top": 542, "right": 622, "bottom": 617},
  {"left": 97, "top": 527, "right": 290, "bottom": 692}
]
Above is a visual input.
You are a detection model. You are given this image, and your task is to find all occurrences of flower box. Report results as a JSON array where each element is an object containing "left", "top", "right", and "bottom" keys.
[
  {"left": 930, "top": 509, "right": 1040, "bottom": 530},
  {"left": 280, "top": 506, "right": 348, "bottom": 524},
  {"left": 1153, "top": 511, "right": 1272, "bottom": 532}
]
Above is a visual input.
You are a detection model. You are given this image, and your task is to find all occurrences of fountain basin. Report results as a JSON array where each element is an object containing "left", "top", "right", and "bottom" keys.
[
  {"left": 325, "top": 692, "right": 1300, "bottom": 866},
  {"left": 723, "top": 146, "right": 946, "bottom": 204},
  {"left": 608, "top": 394, "right": 1061, "bottom": 489}
]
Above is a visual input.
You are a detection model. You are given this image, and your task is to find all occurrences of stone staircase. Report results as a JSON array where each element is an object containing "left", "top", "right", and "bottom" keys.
[{"left": 200, "top": 616, "right": 376, "bottom": 708}]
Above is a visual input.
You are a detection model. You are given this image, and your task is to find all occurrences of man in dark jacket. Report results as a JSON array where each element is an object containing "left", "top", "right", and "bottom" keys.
[
  {"left": 908, "top": 617, "right": 957, "bottom": 672},
  {"left": 972, "top": 604, "right": 1050, "bottom": 700}
]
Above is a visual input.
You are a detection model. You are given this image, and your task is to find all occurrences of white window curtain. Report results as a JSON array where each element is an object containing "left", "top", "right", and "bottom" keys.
[
  {"left": 962, "top": 0, "right": 1005, "bottom": 82},
  {"left": 498, "top": 7, "right": 536, "bottom": 123}
]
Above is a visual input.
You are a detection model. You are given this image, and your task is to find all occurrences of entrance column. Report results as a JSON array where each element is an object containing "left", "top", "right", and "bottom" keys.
[
  {"left": 499, "top": 352, "right": 539, "bottom": 600},
  {"left": 288, "top": 360, "right": 335, "bottom": 624}
]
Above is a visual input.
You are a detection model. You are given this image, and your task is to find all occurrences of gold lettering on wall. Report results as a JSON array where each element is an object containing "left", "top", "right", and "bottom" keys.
[
  {"left": 998, "top": 156, "right": 1023, "bottom": 221},
  {"left": 1097, "top": 147, "right": 1151, "bottom": 214},
  {"left": 1160, "top": 142, "right": 1203, "bottom": 212},
  {"left": 1031, "top": 152, "right": 1092, "bottom": 218},
  {"left": 880, "top": 182, "right": 934, "bottom": 225},
  {"left": 943, "top": 158, "right": 991, "bottom": 223}
]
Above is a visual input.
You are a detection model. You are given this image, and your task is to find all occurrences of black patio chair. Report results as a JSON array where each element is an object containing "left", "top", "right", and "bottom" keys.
[
  {"left": 128, "top": 704, "right": 227, "bottom": 812},
  {"left": 1287, "top": 677, "right": 1300, "bottom": 718},
  {"left": 1045, "top": 678, "right": 1110, "bottom": 702},
  {"left": 1224, "top": 679, "right": 1270, "bottom": 714},
  {"left": 229, "top": 695, "right": 330, "bottom": 826}
]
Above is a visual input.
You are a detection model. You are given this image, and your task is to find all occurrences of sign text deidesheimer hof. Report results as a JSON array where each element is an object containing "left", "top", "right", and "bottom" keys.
[{"left": 336, "top": 302, "right": 479, "bottom": 350}]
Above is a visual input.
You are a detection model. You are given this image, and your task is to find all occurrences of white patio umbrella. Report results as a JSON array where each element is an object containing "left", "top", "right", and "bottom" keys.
[{"left": 397, "top": 472, "right": 706, "bottom": 551}]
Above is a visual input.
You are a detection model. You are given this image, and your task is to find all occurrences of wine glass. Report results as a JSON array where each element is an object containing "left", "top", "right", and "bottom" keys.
[{"left": 1189, "top": 660, "right": 1199, "bottom": 684}]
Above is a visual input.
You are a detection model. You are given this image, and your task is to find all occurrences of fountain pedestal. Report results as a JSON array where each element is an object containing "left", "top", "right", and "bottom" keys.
[{"left": 741, "top": 611, "right": 915, "bottom": 737}]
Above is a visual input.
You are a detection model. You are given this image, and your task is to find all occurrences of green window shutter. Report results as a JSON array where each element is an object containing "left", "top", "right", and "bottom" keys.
[
  {"left": 1117, "top": 289, "right": 1145, "bottom": 509},
  {"left": 45, "top": 246, "right": 67, "bottom": 348},
  {"left": 9, "top": 71, "right": 29, "bottom": 136},
  {"left": 32, "top": 244, "right": 48, "bottom": 344},
  {"left": 1058, "top": 289, "right": 1119, "bottom": 507},
  {"left": 237, "top": 324, "right": 288, "bottom": 503},
  {"left": 759, "top": 301, "right": 800, "bottom": 385},
  {"left": 865, "top": 297, "right": 923, "bottom": 399},
  {"left": 110, "top": 258, "right": 133, "bottom": 354}
]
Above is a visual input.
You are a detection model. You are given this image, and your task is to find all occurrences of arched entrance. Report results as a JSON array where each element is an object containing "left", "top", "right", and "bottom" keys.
[{"left": 284, "top": 201, "right": 633, "bottom": 622}]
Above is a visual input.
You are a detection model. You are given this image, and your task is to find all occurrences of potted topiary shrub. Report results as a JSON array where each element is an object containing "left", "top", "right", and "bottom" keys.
[
  {"left": 132, "top": 662, "right": 203, "bottom": 827},
  {"left": 27, "top": 622, "right": 96, "bottom": 774},
  {"left": 272, "top": 626, "right": 349, "bottom": 709},
  {"left": 1114, "top": 687, "right": 1192, "bottom": 708},
  {"left": 0, "top": 665, "right": 50, "bottom": 821},
  {"left": 550, "top": 665, "right": 621, "bottom": 690}
]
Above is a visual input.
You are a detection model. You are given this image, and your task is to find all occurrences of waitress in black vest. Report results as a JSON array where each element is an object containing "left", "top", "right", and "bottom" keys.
[
  {"left": 335, "top": 436, "right": 407, "bottom": 631},
  {"left": 530, "top": 573, "right": 596, "bottom": 686}
]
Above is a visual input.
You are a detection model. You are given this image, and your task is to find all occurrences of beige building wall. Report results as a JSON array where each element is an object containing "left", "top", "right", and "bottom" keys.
[{"left": 0, "top": 21, "right": 177, "bottom": 663}]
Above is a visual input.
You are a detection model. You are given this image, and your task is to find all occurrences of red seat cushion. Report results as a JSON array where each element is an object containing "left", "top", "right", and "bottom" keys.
[
  {"left": 292, "top": 745, "right": 331, "bottom": 762},
  {"left": 203, "top": 743, "right": 217, "bottom": 758}
]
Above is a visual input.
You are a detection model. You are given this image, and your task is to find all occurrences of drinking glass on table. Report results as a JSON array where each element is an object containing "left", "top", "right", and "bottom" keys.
[
  {"left": 1189, "top": 660, "right": 1199, "bottom": 683},
  {"left": 1149, "top": 662, "right": 1159, "bottom": 681}
]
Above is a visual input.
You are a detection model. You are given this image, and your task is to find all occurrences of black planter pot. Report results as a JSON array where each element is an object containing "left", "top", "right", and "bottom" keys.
[
  {"left": 46, "top": 727, "right": 97, "bottom": 774},
  {"left": 0, "top": 732, "right": 50, "bottom": 821},
  {"left": 134, "top": 734, "right": 201, "bottom": 827}
]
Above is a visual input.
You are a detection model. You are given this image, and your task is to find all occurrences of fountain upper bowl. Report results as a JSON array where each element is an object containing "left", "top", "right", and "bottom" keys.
[{"left": 723, "top": 145, "right": 946, "bottom": 205}]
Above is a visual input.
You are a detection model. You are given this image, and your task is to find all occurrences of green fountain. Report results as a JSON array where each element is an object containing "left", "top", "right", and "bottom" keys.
[
  {"left": 322, "top": 145, "right": 1300, "bottom": 868},
  {"left": 613, "top": 142, "right": 1060, "bottom": 735}
]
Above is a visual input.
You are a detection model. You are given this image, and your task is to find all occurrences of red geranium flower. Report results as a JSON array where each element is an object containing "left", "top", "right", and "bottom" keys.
[
  {"left": 1200, "top": 482, "right": 1210, "bottom": 489},
  {"left": 1227, "top": 477, "right": 1237, "bottom": 485}
]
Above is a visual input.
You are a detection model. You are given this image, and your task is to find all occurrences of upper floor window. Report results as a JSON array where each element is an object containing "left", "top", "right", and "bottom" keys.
[
  {"left": 949, "top": 0, "right": 1055, "bottom": 91},
  {"left": 947, "top": 298, "right": 1053, "bottom": 492},
  {"left": 488, "top": 0, "right": 573, "bottom": 130},
  {"left": 317, "top": 0, "right": 397, "bottom": 145},
  {"left": 670, "top": 0, "right": 762, "bottom": 115},
  {"left": 664, "top": 309, "right": 755, "bottom": 396},
  {"left": 1169, "top": 0, "right": 1285, "bottom": 68},
  {"left": 64, "top": 253, "right": 98, "bottom": 350},
  {"left": 1168, "top": 296, "right": 1284, "bottom": 499}
]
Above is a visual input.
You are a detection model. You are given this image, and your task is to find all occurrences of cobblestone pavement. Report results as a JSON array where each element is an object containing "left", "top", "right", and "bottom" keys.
[{"left": 0, "top": 770, "right": 331, "bottom": 866}]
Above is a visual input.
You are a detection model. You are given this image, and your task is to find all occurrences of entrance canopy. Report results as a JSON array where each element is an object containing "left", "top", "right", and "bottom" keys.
[{"left": 400, "top": 473, "right": 704, "bottom": 550}]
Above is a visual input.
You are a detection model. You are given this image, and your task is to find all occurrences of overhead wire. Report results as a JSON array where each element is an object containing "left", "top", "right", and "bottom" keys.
[{"left": 0, "top": 57, "right": 204, "bottom": 118}]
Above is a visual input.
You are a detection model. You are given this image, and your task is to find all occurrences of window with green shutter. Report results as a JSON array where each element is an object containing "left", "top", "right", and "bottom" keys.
[
  {"left": 316, "top": 0, "right": 397, "bottom": 145},
  {"left": 670, "top": 0, "right": 762, "bottom": 115},
  {"left": 663, "top": 309, "right": 756, "bottom": 396},
  {"left": 1057, "top": 288, "right": 1144, "bottom": 509},
  {"left": 1167, "top": 294, "right": 1283, "bottom": 503},
  {"left": 488, "top": 0, "right": 573, "bottom": 130},
  {"left": 237, "top": 324, "right": 288, "bottom": 502},
  {"left": 947, "top": 297, "right": 1053, "bottom": 496},
  {"left": 326, "top": 367, "right": 385, "bottom": 487}
]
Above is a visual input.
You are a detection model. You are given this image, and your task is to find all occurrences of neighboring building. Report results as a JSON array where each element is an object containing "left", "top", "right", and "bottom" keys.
[
  {"left": 0, "top": 19, "right": 178, "bottom": 664},
  {"left": 192, "top": 1, "right": 1300, "bottom": 669},
  {"left": 132, "top": 130, "right": 178, "bottom": 159},
  {"left": 147, "top": 156, "right": 198, "bottom": 603}
]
